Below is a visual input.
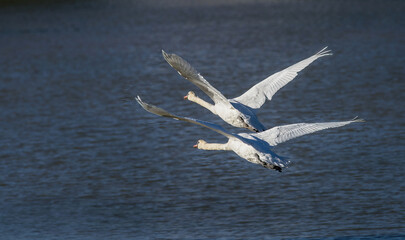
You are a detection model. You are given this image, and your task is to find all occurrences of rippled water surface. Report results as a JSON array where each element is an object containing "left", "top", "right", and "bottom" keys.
[{"left": 0, "top": 0, "right": 404, "bottom": 239}]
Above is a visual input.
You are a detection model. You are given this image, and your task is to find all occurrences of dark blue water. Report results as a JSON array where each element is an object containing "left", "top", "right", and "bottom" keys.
[{"left": 0, "top": 0, "right": 404, "bottom": 239}]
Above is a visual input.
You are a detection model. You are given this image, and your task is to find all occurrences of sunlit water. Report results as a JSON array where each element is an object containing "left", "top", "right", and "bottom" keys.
[{"left": 0, "top": 0, "right": 404, "bottom": 239}]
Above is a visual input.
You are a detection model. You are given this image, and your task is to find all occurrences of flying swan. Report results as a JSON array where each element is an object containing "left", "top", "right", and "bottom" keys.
[
  {"left": 136, "top": 96, "right": 363, "bottom": 172},
  {"left": 162, "top": 47, "right": 332, "bottom": 132}
]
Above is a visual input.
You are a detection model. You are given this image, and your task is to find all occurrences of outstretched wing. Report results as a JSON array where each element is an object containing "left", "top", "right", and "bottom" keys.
[
  {"left": 136, "top": 96, "right": 235, "bottom": 139},
  {"left": 137, "top": 96, "right": 290, "bottom": 168},
  {"left": 162, "top": 50, "right": 232, "bottom": 107},
  {"left": 232, "top": 47, "right": 332, "bottom": 109},
  {"left": 255, "top": 117, "right": 364, "bottom": 146}
]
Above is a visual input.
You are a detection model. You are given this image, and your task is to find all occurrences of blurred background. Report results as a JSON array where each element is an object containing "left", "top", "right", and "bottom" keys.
[{"left": 0, "top": 0, "right": 404, "bottom": 239}]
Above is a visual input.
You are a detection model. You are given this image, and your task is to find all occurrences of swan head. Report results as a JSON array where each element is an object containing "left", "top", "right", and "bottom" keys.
[
  {"left": 193, "top": 139, "right": 206, "bottom": 149},
  {"left": 184, "top": 91, "right": 196, "bottom": 100}
]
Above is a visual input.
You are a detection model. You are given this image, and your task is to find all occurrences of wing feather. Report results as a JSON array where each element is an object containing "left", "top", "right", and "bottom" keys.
[
  {"left": 233, "top": 47, "right": 332, "bottom": 109},
  {"left": 162, "top": 50, "right": 231, "bottom": 106},
  {"left": 255, "top": 117, "right": 364, "bottom": 146},
  {"left": 136, "top": 96, "right": 236, "bottom": 139}
]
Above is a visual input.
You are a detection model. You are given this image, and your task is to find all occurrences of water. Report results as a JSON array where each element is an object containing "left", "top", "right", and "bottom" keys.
[{"left": 0, "top": 0, "right": 404, "bottom": 239}]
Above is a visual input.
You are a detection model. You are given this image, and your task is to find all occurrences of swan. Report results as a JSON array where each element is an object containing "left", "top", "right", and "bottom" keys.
[
  {"left": 162, "top": 47, "right": 332, "bottom": 132},
  {"left": 136, "top": 96, "right": 364, "bottom": 172}
]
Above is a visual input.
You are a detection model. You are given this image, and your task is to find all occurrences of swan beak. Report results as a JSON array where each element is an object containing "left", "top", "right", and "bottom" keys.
[
  {"left": 184, "top": 95, "right": 188, "bottom": 100},
  {"left": 193, "top": 144, "right": 198, "bottom": 148}
]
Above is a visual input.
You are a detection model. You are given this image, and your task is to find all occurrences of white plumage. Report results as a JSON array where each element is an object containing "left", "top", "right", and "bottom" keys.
[
  {"left": 136, "top": 96, "right": 364, "bottom": 172},
  {"left": 162, "top": 47, "right": 332, "bottom": 132}
]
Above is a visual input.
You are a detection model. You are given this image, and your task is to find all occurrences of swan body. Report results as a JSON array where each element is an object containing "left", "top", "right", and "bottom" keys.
[
  {"left": 184, "top": 90, "right": 263, "bottom": 132},
  {"left": 136, "top": 96, "right": 364, "bottom": 172},
  {"left": 162, "top": 47, "right": 332, "bottom": 132}
]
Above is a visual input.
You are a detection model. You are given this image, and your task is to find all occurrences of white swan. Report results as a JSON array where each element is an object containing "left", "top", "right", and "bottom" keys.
[
  {"left": 136, "top": 96, "right": 364, "bottom": 172},
  {"left": 162, "top": 47, "right": 332, "bottom": 132}
]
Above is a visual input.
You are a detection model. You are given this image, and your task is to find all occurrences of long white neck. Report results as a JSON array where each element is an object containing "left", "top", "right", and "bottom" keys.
[
  {"left": 199, "top": 142, "right": 231, "bottom": 151},
  {"left": 188, "top": 95, "right": 216, "bottom": 114}
]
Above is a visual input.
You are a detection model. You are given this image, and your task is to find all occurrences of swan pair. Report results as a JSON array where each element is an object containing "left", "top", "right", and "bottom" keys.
[{"left": 137, "top": 48, "right": 363, "bottom": 172}]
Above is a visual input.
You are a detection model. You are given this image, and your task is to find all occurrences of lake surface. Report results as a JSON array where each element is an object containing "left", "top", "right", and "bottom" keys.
[{"left": 0, "top": 0, "right": 404, "bottom": 239}]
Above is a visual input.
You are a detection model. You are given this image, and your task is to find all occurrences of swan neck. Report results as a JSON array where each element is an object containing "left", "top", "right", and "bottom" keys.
[
  {"left": 189, "top": 95, "right": 216, "bottom": 114},
  {"left": 200, "top": 142, "right": 230, "bottom": 151}
]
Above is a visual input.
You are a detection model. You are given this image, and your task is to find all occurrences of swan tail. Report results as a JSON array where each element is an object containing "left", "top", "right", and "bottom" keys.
[
  {"left": 263, "top": 163, "right": 283, "bottom": 172},
  {"left": 264, "top": 153, "right": 291, "bottom": 172}
]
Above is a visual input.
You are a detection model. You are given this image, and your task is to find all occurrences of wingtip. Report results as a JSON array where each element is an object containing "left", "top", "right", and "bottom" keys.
[
  {"left": 162, "top": 49, "right": 169, "bottom": 59},
  {"left": 317, "top": 46, "right": 333, "bottom": 56},
  {"left": 136, "top": 96, "right": 149, "bottom": 110},
  {"left": 135, "top": 95, "right": 143, "bottom": 107},
  {"left": 135, "top": 95, "right": 158, "bottom": 114},
  {"left": 351, "top": 116, "right": 366, "bottom": 122}
]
